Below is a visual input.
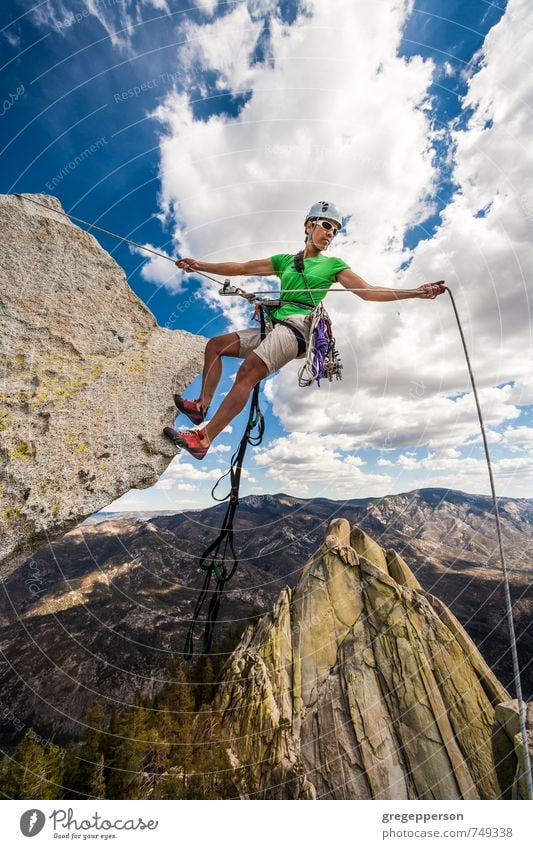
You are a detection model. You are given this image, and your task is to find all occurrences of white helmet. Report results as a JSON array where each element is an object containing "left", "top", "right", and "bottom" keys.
[{"left": 304, "top": 200, "right": 343, "bottom": 229}]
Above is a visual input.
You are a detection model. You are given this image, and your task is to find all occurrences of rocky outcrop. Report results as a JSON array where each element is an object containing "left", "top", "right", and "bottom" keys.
[
  {"left": 493, "top": 701, "right": 533, "bottom": 799},
  {"left": 0, "top": 193, "right": 206, "bottom": 577},
  {"left": 214, "top": 518, "right": 511, "bottom": 799}
]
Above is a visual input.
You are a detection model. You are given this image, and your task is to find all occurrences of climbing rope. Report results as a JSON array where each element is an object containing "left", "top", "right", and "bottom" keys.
[
  {"left": 12, "top": 192, "right": 531, "bottom": 796},
  {"left": 446, "top": 288, "right": 533, "bottom": 799}
]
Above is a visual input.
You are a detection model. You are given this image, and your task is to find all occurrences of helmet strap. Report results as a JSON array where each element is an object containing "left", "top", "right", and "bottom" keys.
[{"left": 305, "top": 219, "right": 322, "bottom": 254}]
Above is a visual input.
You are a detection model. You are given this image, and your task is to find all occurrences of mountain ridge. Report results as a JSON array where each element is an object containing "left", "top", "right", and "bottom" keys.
[{"left": 0, "top": 487, "right": 530, "bottom": 751}]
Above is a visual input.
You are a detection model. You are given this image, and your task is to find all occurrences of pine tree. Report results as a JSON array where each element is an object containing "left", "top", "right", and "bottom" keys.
[
  {"left": 41, "top": 741, "right": 65, "bottom": 799},
  {"left": 106, "top": 697, "right": 152, "bottom": 799},
  {"left": 89, "top": 753, "right": 106, "bottom": 799},
  {"left": 1, "top": 730, "right": 59, "bottom": 799},
  {"left": 62, "top": 700, "right": 106, "bottom": 799}
]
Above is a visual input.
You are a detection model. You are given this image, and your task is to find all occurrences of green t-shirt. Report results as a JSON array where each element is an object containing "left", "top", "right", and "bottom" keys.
[{"left": 269, "top": 253, "right": 350, "bottom": 320}]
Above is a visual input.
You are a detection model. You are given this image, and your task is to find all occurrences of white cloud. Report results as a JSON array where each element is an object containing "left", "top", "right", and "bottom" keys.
[
  {"left": 265, "top": 378, "right": 521, "bottom": 452},
  {"left": 179, "top": 3, "right": 264, "bottom": 92},
  {"left": 161, "top": 457, "right": 225, "bottom": 481},
  {"left": 83, "top": 0, "right": 145, "bottom": 52},
  {"left": 254, "top": 431, "right": 392, "bottom": 496},
  {"left": 404, "top": 455, "right": 533, "bottom": 498},
  {"left": 508, "top": 374, "right": 533, "bottom": 406},
  {"left": 144, "top": 0, "right": 170, "bottom": 11},
  {"left": 30, "top": 0, "right": 170, "bottom": 52},
  {"left": 3, "top": 30, "right": 22, "bottom": 48},
  {"left": 256, "top": 0, "right": 533, "bottom": 494},
  {"left": 153, "top": 478, "right": 173, "bottom": 490},
  {"left": 130, "top": 243, "right": 185, "bottom": 291},
  {"left": 502, "top": 425, "right": 533, "bottom": 452},
  {"left": 194, "top": 1, "right": 218, "bottom": 17}
]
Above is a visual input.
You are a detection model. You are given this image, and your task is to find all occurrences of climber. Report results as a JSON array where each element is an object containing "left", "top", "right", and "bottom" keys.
[{"left": 163, "top": 201, "right": 445, "bottom": 460}]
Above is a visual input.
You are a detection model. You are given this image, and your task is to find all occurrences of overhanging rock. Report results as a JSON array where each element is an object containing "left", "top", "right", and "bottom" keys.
[{"left": 0, "top": 193, "right": 206, "bottom": 576}]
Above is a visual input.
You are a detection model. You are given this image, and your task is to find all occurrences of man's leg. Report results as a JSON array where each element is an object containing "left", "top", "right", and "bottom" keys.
[
  {"left": 201, "top": 353, "right": 268, "bottom": 444},
  {"left": 192, "top": 332, "right": 241, "bottom": 412}
]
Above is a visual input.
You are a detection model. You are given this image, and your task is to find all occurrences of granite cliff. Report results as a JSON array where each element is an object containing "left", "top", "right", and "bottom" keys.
[
  {"left": 0, "top": 193, "right": 205, "bottom": 576},
  {"left": 213, "top": 518, "right": 527, "bottom": 799}
]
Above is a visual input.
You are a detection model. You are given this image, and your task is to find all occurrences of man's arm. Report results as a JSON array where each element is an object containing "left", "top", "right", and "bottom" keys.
[
  {"left": 175, "top": 257, "right": 275, "bottom": 276},
  {"left": 336, "top": 268, "right": 445, "bottom": 301}
]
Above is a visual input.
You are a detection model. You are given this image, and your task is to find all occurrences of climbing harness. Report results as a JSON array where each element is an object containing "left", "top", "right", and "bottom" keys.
[{"left": 10, "top": 193, "right": 531, "bottom": 797}]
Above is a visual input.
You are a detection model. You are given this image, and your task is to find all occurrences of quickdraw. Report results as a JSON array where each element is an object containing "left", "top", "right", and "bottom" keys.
[
  {"left": 293, "top": 249, "right": 343, "bottom": 387},
  {"left": 297, "top": 303, "right": 342, "bottom": 387}
]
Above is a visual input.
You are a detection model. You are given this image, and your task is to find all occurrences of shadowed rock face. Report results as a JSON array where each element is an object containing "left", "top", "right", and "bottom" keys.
[
  {"left": 493, "top": 701, "right": 533, "bottom": 800},
  {"left": 214, "top": 519, "right": 510, "bottom": 800},
  {"left": 0, "top": 193, "right": 206, "bottom": 577}
]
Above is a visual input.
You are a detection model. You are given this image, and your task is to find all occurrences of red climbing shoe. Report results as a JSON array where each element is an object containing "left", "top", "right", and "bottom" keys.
[
  {"left": 173, "top": 394, "right": 207, "bottom": 426},
  {"left": 163, "top": 427, "right": 209, "bottom": 460}
]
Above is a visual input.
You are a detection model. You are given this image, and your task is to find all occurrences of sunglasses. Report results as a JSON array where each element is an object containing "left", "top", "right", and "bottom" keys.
[{"left": 314, "top": 218, "right": 338, "bottom": 236}]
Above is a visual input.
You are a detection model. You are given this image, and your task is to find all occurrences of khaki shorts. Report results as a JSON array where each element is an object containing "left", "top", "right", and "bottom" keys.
[{"left": 236, "top": 314, "right": 311, "bottom": 375}]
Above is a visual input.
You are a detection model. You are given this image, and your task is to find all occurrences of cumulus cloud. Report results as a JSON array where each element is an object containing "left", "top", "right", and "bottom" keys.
[
  {"left": 179, "top": 2, "right": 264, "bottom": 92},
  {"left": 149, "top": 0, "right": 435, "bottom": 297},
  {"left": 502, "top": 425, "right": 533, "bottom": 452},
  {"left": 265, "top": 377, "right": 522, "bottom": 451},
  {"left": 254, "top": 431, "right": 393, "bottom": 496},
  {"left": 130, "top": 243, "right": 185, "bottom": 291}
]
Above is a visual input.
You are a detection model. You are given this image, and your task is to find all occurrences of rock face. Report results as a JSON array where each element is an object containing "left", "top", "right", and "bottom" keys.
[
  {"left": 215, "top": 518, "right": 511, "bottom": 799},
  {"left": 493, "top": 701, "right": 533, "bottom": 800},
  {"left": 0, "top": 193, "right": 206, "bottom": 576}
]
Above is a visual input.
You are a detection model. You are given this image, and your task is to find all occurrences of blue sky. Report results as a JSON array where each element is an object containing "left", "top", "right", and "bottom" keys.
[{"left": 2, "top": 0, "right": 532, "bottom": 511}]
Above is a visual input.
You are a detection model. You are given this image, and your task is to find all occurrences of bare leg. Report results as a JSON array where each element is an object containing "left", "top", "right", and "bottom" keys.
[
  {"left": 195, "top": 333, "right": 241, "bottom": 411},
  {"left": 202, "top": 353, "right": 268, "bottom": 444}
]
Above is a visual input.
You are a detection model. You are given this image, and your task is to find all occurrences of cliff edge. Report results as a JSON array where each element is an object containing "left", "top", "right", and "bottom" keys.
[{"left": 0, "top": 193, "right": 205, "bottom": 576}]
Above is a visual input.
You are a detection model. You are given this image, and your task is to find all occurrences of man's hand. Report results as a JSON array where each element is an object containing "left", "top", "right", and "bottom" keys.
[
  {"left": 176, "top": 257, "right": 201, "bottom": 271},
  {"left": 416, "top": 280, "right": 446, "bottom": 299}
]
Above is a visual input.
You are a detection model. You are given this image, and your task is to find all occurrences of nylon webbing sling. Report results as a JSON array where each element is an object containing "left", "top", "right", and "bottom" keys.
[{"left": 183, "top": 308, "right": 266, "bottom": 659}]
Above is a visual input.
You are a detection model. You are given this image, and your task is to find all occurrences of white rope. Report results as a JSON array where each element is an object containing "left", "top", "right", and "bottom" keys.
[{"left": 446, "top": 287, "right": 532, "bottom": 799}]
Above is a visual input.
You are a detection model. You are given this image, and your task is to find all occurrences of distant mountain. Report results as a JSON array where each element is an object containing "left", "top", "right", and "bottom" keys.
[
  {"left": 0, "top": 488, "right": 531, "bottom": 747},
  {"left": 81, "top": 510, "right": 181, "bottom": 525}
]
